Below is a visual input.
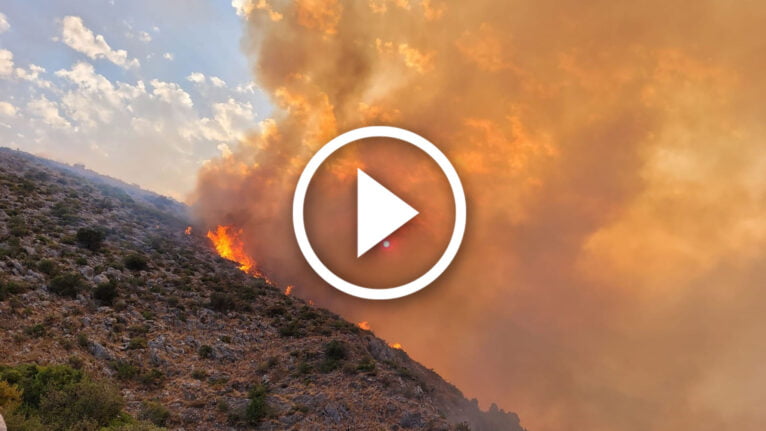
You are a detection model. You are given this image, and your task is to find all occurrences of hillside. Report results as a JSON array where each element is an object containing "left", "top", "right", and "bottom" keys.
[{"left": 0, "top": 147, "right": 524, "bottom": 431}]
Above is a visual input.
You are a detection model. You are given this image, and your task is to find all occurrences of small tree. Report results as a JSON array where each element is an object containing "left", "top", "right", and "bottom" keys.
[
  {"left": 76, "top": 227, "right": 106, "bottom": 251},
  {"left": 123, "top": 254, "right": 148, "bottom": 271},
  {"left": 49, "top": 273, "right": 84, "bottom": 298},
  {"left": 245, "top": 384, "right": 269, "bottom": 425}
]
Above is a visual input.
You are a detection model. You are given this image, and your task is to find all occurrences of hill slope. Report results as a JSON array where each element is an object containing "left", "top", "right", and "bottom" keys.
[{"left": 0, "top": 148, "right": 524, "bottom": 431}]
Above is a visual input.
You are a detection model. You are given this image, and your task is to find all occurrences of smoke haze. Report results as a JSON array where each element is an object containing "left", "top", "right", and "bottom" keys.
[{"left": 192, "top": 1, "right": 766, "bottom": 430}]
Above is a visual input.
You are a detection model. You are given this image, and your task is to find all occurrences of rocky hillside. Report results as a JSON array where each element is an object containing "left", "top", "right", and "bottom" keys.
[{"left": 0, "top": 147, "right": 525, "bottom": 431}]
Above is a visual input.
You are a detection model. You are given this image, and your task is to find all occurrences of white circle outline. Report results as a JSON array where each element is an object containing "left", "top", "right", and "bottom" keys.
[{"left": 292, "top": 126, "right": 466, "bottom": 300}]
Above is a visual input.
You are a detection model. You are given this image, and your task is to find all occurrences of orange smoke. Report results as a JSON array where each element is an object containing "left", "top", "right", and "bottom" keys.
[
  {"left": 206, "top": 225, "right": 257, "bottom": 273},
  {"left": 192, "top": 2, "right": 766, "bottom": 431}
]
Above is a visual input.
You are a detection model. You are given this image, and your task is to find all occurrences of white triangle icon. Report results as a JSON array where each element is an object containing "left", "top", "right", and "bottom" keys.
[{"left": 357, "top": 169, "right": 418, "bottom": 257}]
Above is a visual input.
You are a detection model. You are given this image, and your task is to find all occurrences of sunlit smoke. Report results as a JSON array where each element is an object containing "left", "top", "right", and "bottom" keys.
[{"left": 191, "top": 1, "right": 766, "bottom": 430}]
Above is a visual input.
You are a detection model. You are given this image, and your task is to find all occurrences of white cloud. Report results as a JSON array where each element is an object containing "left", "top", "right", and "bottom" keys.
[
  {"left": 60, "top": 16, "right": 140, "bottom": 69},
  {"left": 162, "top": 52, "right": 174, "bottom": 61},
  {"left": 0, "top": 49, "right": 14, "bottom": 77},
  {"left": 182, "top": 97, "right": 255, "bottom": 142},
  {"left": 0, "top": 101, "right": 17, "bottom": 117},
  {"left": 210, "top": 76, "right": 227, "bottom": 88},
  {"left": 150, "top": 79, "right": 193, "bottom": 107},
  {"left": 138, "top": 31, "right": 152, "bottom": 43},
  {"left": 16, "top": 64, "right": 53, "bottom": 88},
  {"left": 2, "top": 57, "right": 261, "bottom": 198},
  {"left": 27, "top": 96, "right": 71, "bottom": 129},
  {"left": 186, "top": 72, "right": 205, "bottom": 84},
  {"left": 232, "top": 0, "right": 251, "bottom": 16},
  {"left": 0, "top": 12, "right": 9, "bottom": 34},
  {"left": 232, "top": 0, "right": 282, "bottom": 21}
]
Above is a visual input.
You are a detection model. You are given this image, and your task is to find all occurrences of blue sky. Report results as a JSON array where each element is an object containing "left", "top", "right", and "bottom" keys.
[{"left": 0, "top": 0, "right": 270, "bottom": 198}]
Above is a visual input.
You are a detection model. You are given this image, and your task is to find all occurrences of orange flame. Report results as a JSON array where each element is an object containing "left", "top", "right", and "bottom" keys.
[
  {"left": 357, "top": 321, "right": 371, "bottom": 331},
  {"left": 285, "top": 285, "right": 294, "bottom": 296},
  {"left": 184, "top": 226, "right": 192, "bottom": 235},
  {"left": 389, "top": 342, "right": 403, "bottom": 350},
  {"left": 206, "top": 225, "right": 256, "bottom": 273}
]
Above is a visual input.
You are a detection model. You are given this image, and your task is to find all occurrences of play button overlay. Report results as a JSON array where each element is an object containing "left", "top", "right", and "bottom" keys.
[
  {"left": 357, "top": 169, "right": 419, "bottom": 257},
  {"left": 293, "top": 126, "right": 466, "bottom": 300}
]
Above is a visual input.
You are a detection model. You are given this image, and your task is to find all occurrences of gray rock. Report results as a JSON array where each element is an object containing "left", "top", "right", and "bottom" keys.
[
  {"left": 93, "top": 273, "right": 110, "bottom": 285},
  {"left": 400, "top": 412, "right": 424, "bottom": 428},
  {"left": 88, "top": 341, "right": 113, "bottom": 360},
  {"left": 322, "top": 402, "right": 349, "bottom": 424},
  {"left": 80, "top": 266, "right": 95, "bottom": 279}
]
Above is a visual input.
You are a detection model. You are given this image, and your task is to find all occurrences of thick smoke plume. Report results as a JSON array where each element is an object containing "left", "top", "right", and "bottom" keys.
[{"left": 192, "top": 1, "right": 766, "bottom": 430}]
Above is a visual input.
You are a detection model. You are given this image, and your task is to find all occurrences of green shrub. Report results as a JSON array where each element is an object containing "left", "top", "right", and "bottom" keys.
[
  {"left": 112, "top": 361, "right": 140, "bottom": 380},
  {"left": 93, "top": 282, "right": 118, "bottom": 305},
  {"left": 0, "top": 363, "right": 140, "bottom": 431},
  {"left": 123, "top": 253, "right": 148, "bottom": 271},
  {"left": 24, "top": 324, "right": 46, "bottom": 338},
  {"left": 139, "top": 401, "right": 170, "bottom": 427},
  {"left": 76, "top": 227, "right": 106, "bottom": 251},
  {"left": 0, "top": 380, "right": 22, "bottom": 411},
  {"left": 245, "top": 384, "right": 269, "bottom": 425},
  {"left": 128, "top": 337, "right": 147, "bottom": 350},
  {"left": 324, "top": 340, "right": 347, "bottom": 360},
  {"left": 356, "top": 358, "right": 376, "bottom": 373},
  {"left": 319, "top": 340, "right": 348, "bottom": 373},
  {"left": 198, "top": 345, "right": 214, "bottom": 359},
  {"left": 37, "top": 259, "right": 59, "bottom": 276},
  {"left": 208, "top": 292, "right": 236, "bottom": 313},
  {"left": 49, "top": 273, "right": 84, "bottom": 298}
]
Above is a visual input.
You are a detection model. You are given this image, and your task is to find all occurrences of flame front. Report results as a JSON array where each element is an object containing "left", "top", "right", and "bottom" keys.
[
  {"left": 357, "top": 321, "right": 371, "bottom": 331},
  {"left": 389, "top": 343, "right": 403, "bottom": 350},
  {"left": 184, "top": 226, "right": 192, "bottom": 235},
  {"left": 206, "top": 225, "right": 256, "bottom": 273},
  {"left": 285, "top": 285, "right": 294, "bottom": 296}
]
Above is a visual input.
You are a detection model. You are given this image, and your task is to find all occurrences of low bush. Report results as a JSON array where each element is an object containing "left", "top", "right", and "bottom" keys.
[
  {"left": 0, "top": 363, "right": 161, "bottom": 431},
  {"left": 49, "top": 273, "right": 84, "bottom": 298},
  {"left": 198, "top": 345, "right": 214, "bottom": 359},
  {"left": 245, "top": 384, "right": 270, "bottom": 425},
  {"left": 123, "top": 254, "right": 148, "bottom": 271},
  {"left": 76, "top": 227, "right": 106, "bottom": 251},
  {"left": 93, "top": 282, "right": 118, "bottom": 306},
  {"left": 140, "top": 401, "right": 170, "bottom": 427}
]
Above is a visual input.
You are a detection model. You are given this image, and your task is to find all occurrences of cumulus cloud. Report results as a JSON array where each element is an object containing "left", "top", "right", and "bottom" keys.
[
  {"left": 186, "top": 72, "right": 205, "bottom": 84},
  {"left": 27, "top": 96, "right": 71, "bottom": 129},
  {"left": 1, "top": 56, "right": 260, "bottom": 198},
  {"left": 0, "top": 12, "right": 9, "bottom": 34},
  {"left": 0, "top": 101, "right": 17, "bottom": 117},
  {"left": 210, "top": 76, "right": 226, "bottom": 88},
  {"left": 60, "top": 16, "right": 140, "bottom": 69},
  {"left": 162, "top": 52, "right": 174, "bottom": 61},
  {"left": 0, "top": 49, "right": 13, "bottom": 76}
]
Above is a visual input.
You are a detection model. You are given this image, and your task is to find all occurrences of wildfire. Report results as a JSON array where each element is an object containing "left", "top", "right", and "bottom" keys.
[
  {"left": 357, "top": 321, "right": 371, "bottom": 331},
  {"left": 206, "top": 225, "right": 256, "bottom": 273},
  {"left": 389, "top": 342, "right": 403, "bottom": 350},
  {"left": 184, "top": 226, "right": 192, "bottom": 235},
  {"left": 285, "top": 285, "right": 294, "bottom": 296}
]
